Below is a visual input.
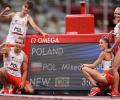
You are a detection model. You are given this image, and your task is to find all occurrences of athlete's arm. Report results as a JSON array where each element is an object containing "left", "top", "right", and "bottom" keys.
[
  {"left": 110, "top": 25, "right": 120, "bottom": 51},
  {"left": 0, "top": 43, "right": 10, "bottom": 57},
  {"left": 0, "top": 7, "right": 15, "bottom": 21},
  {"left": 20, "top": 52, "right": 28, "bottom": 89},
  {"left": 0, "top": 42, "right": 6, "bottom": 49},
  {"left": 83, "top": 51, "right": 105, "bottom": 68},
  {"left": 28, "top": 15, "right": 47, "bottom": 36}
]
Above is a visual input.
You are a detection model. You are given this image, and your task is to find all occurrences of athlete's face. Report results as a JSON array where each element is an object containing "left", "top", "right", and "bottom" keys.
[
  {"left": 15, "top": 38, "right": 24, "bottom": 50},
  {"left": 21, "top": 4, "right": 31, "bottom": 14},
  {"left": 114, "top": 8, "right": 120, "bottom": 22},
  {"left": 99, "top": 39, "right": 108, "bottom": 50}
]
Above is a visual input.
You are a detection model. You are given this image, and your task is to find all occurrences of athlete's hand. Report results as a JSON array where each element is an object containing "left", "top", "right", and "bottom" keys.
[
  {"left": 4, "top": 42, "right": 10, "bottom": 46},
  {"left": 80, "top": 64, "right": 86, "bottom": 71},
  {"left": 0, "top": 47, "right": 9, "bottom": 54},
  {"left": 2, "top": 42, "right": 7, "bottom": 47},
  {"left": 0, "top": 42, "right": 9, "bottom": 48},
  {"left": 41, "top": 32, "right": 48, "bottom": 37},
  {"left": 109, "top": 30, "right": 114, "bottom": 34},
  {"left": 4, "top": 7, "right": 11, "bottom": 12},
  {"left": 19, "top": 82, "right": 24, "bottom": 89},
  {"left": 38, "top": 32, "right": 48, "bottom": 37}
]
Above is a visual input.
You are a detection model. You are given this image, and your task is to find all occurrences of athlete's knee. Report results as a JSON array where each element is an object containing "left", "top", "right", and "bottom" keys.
[
  {"left": 112, "top": 67, "right": 119, "bottom": 72},
  {"left": 29, "top": 87, "right": 34, "bottom": 94},
  {"left": 0, "top": 71, "right": 3, "bottom": 77},
  {"left": 81, "top": 66, "right": 89, "bottom": 72},
  {"left": 0, "top": 68, "right": 6, "bottom": 77}
]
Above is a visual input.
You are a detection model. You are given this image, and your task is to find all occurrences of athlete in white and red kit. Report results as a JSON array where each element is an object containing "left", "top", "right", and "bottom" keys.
[
  {"left": 0, "top": 0, "right": 46, "bottom": 93},
  {"left": 0, "top": 37, "right": 34, "bottom": 94},
  {"left": 0, "top": 0, "right": 47, "bottom": 47}
]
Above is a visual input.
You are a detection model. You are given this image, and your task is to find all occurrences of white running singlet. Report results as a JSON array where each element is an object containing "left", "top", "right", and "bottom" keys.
[
  {"left": 6, "top": 12, "right": 28, "bottom": 44},
  {"left": 4, "top": 48, "right": 24, "bottom": 77},
  {"left": 113, "top": 22, "right": 120, "bottom": 37}
]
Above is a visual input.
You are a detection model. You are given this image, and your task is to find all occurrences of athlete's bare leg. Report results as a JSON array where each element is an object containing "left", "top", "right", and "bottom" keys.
[
  {"left": 112, "top": 50, "right": 120, "bottom": 92},
  {"left": 82, "top": 67, "right": 108, "bottom": 85}
]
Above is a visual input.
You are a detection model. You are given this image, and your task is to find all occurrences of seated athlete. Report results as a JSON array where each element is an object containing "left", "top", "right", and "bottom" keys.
[
  {"left": 0, "top": 37, "right": 34, "bottom": 94},
  {"left": 80, "top": 37, "right": 114, "bottom": 96}
]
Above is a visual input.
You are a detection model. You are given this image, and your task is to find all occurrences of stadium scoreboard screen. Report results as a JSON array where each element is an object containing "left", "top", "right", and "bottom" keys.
[{"left": 24, "top": 35, "right": 105, "bottom": 90}]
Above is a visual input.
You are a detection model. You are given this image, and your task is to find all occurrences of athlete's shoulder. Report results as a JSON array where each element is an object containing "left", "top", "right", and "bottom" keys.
[
  {"left": 99, "top": 51, "right": 106, "bottom": 58},
  {"left": 118, "top": 22, "right": 120, "bottom": 29},
  {"left": 100, "top": 51, "right": 106, "bottom": 55},
  {"left": 27, "top": 14, "right": 32, "bottom": 19},
  {"left": 22, "top": 51, "right": 28, "bottom": 60},
  {"left": 10, "top": 12, "right": 17, "bottom": 18}
]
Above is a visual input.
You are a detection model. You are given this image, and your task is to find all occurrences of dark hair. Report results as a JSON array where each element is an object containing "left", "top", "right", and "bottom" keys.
[
  {"left": 2, "top": 3, "right": 12, "bottom": 9},
  {"left": 101, "top": 37, "right": 111, "bottom": 48},
  {"left": 24, "top": 0, "right": 33, "bottom": 10}
]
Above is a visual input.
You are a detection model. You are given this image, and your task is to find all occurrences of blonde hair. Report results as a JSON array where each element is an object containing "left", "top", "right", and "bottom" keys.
[
  {"left": 16, "top": 36, "right": 24, "bottom": 44},
  {"left": 115, "top": 7, "right": 120, "bottom": 11},
  {"left": 114, "top": 7, "right": 120, "bottom": 23}
]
